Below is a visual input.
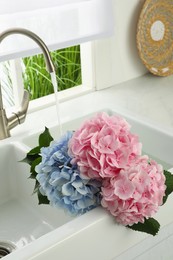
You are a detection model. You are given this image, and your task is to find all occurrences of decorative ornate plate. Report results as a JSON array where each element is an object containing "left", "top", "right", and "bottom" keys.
[{"left": 137, "top": 0, "right": 173, "bottom": 76}]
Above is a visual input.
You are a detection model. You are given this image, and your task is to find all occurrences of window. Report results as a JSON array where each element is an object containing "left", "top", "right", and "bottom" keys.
[
  {"left": 0, "top": 1, "right": 113, "bottom": 111},
  {"left": 23, "top": 45, "right": 82, "bottom": 100},
  {"left": 1, "top": 45, "right": 82, "bottom": 107},
  {"left": 1, "top": 42, "right": 95, "bottom": 112},
  {"left": 1, "top": 61, "right": 14, "bottom": 108}
]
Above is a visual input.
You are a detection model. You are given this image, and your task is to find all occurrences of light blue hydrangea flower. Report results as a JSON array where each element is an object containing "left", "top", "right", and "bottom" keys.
[{"left": 35, "top": 131, "right": 101, "bottom": 215}]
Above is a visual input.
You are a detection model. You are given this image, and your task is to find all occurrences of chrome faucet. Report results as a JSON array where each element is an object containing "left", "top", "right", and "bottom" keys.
[{"left": 0, "top": 28, "right": 55, "bottom": 140}]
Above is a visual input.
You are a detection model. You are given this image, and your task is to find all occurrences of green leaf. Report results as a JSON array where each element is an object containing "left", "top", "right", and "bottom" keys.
[
  {"left": 29, "top": 157, "right": 42, "bottom": 179},
  {"left": 39, "top": 127, "right": 53, "bottom": 148},
  {"left": 32, "top": 180, "right": 40, "bottom": 194},
  {"left": 20, "top": 156, "right": 32, "bottom": 165},
  {"left": 128, "top": 218, "right": 160, "bottom": 236},
  {"left": 20, "top": 154, "right": 38, "bottom": 166},
  {"left": 37, "top": 189, "right": 50, "bottom": 205},
  {"left": 27, "top": 146, "right": 40, "bottom": 156},
  {"left": 162, "top": 170, "right": 173, "bottom": 205},
  {"left": 19, "top": 127, "right": 53, "bottom": 207}
]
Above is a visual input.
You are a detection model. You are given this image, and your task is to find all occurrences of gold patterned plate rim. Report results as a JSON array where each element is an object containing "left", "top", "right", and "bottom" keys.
[{"left": 137, "top": 0, "right": 173, "bottom": 76}]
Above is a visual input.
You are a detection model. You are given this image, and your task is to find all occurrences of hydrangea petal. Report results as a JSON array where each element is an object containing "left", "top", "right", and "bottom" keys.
[{"left": 36, "top": 131, "right": 101, "bottom": 215}]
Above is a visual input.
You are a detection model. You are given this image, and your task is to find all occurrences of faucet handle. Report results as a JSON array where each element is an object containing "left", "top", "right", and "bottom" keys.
[
  {"left": 16, "top": 90, "right": 30, "bottom": 124},
  {"left": 8, "top": 90, "right": 30, "bottom": 130}
]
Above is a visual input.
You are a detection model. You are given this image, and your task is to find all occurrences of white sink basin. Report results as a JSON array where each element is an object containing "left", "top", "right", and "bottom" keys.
[
  {"left": 1, "top": 109, "right": 173, "bottom": 260},
  {"left": 0, "top": 142, "right": 74, "bottom": 259}
]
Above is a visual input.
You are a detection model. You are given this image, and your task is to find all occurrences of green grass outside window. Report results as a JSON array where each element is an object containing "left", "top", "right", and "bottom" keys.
[{"left": 23, "top": 45, "right": 82, "bottom": 100}]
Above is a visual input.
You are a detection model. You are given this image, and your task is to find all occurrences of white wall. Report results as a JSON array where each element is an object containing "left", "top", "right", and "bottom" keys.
[{"left": 94, "top": 0, "right": 147, "bottom": 90}]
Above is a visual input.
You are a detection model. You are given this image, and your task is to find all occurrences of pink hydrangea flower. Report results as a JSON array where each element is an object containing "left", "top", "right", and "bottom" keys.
[
  {"left": 68, "top": 112, "right": 141, "bottom": 178},
  {"left": 101, "top": 156, "right": 166, "bottom": 226}
]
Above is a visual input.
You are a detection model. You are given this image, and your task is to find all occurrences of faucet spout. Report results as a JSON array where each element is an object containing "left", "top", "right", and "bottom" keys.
[
  {"left": 0, "top": 28, "right": 55, "bottom": 140},
  {"left": 0, "top": 28, "right": 55, "bottom": 73}
]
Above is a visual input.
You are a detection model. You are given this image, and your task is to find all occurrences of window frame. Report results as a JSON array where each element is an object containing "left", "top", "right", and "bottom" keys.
[{"left": 6, "top": 42, "right": 96, "bottom": 114}]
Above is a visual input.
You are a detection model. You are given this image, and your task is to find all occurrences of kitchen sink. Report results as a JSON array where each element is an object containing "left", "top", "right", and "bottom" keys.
[
  {"left": 0, "top": 142, "right": 74, "bottom": 259},
  {"left": 1, "top": 109, "right": 173, "bottom": 259}
]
